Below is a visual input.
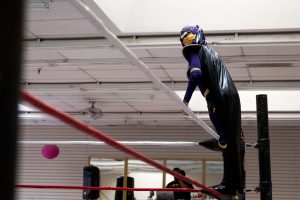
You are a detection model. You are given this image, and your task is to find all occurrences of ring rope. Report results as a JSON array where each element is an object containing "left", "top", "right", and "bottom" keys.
[
  {"left": 18, "top": 140, "right": 198, "bottom": 146},
  {"left": 21, "top": 90, "right": 221, "bottom": 198},
  {"left": 69, "top": 0, "right": 219, "bottom": 140},
  {"left": 16, "top": 185, "right": 199, "bottom": 192}
]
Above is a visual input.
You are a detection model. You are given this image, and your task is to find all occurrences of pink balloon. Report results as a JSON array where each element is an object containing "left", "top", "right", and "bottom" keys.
[{"left": 42, "top": 144, "right": 59, "bottom": 159}]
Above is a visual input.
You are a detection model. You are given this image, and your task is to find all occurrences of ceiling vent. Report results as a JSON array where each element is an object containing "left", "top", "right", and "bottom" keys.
[{"left": 25, "top": 0, "right": 50, "bottom": 9}]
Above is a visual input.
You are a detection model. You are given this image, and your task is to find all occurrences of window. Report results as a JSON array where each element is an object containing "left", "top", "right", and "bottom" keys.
[{"left": 90, "top": 158, "right": 223, "bottom": 200}]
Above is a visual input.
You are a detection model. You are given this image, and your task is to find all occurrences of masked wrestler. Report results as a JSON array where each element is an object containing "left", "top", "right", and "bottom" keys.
[{"left": 180, "top": 25, "right": 245, "bottom": 196}]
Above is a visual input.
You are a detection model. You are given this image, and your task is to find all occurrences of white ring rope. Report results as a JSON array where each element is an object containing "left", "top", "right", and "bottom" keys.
[
  {"left": 18, "top": 140, "right": 198, "bottom": 146},
  {"left": 69, "top": 0, "right": 219, "bottom": 139}
]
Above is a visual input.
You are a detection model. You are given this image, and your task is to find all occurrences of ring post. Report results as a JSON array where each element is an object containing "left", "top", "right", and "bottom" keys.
[
  {"left": 256, "top": 94, "right": 272, "bottom": 200},
  {"left": 0, "top": 1, "right": 24, "bottom": 200}
]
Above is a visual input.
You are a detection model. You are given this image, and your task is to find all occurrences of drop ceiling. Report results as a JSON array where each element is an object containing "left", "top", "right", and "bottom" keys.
[{"left": 21, "top": 0, "right": 300, "bottom": 130}]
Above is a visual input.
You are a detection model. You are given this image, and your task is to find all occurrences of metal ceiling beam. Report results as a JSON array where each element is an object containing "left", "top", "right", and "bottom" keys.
[
  {"left": 23, "top": 55, "right": 300, "bottom": 67},
  {"left": 23, "top": 32, "right": 300, "bottom": 50},
  {"left": 21, "top": 81, "right": 300, "bottom": 91}
]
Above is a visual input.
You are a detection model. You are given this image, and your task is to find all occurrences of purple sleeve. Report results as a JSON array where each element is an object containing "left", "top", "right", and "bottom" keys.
[{"left": 188, "top": 51, "right": 201, "bottom": 68}]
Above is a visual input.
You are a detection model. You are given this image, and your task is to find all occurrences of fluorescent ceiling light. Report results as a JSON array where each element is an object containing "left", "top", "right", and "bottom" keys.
[
  {"left": 18, "top": 104, "right": 44, "bottom": 118},
  {"left": 18, "top": 113, "right": 44, "bottom": 119},
  {"left": 18, "top": 104, "right": 34, "bottom": 112}
]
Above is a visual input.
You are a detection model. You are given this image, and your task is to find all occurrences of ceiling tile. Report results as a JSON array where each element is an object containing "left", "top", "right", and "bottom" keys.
[
  {"left": 81, "top": 65, "right": 136, "bottom": 70},
  {"left": 23, "top": 68, "right": 93, "bottom": 83},
  {"left": 131, "top": 49, "right": 152, "bottom": 57},
  {"left": 24, "top": 51, "right": 66, "bottom": 61},
  {"left": 147, "top": 47, "right": 182, "bottom": 57},
  {"left": 164, "top": 69, "right": 186, "bottom": 80},
  {"left": 23, "top": 29, "right": 37, "bottom": 39},
  {"left": 27, "top": 19, "right": 102, "bottom": 37},
  {"left": 85, "top": 68, "right": 148, "bottom": 82},
  {"left": 128, "top": 98, "right": 178, "bottom": 108},
  {"left": 243, "top": 44, "right": 300, "bottom": 56},
  {"left": 59, "top": 48, "right": 125, "bottom": 59},
  {"left": 158, "top": 64, "right": 186, "bottom": 69},
  {"left": 213, "top": 46, "right": 243, "bottom": 56},
  {"left": 250, "top": 66, "right": 300, "bottom": 80},
  {"left": 88, "top": 101, "right": 137, "bottom": 112},
  {"left": 227, "top": 67, "right": 250, "bottom": 81},
  {"left": 150, "top": 68, "right": 171, "bottom": 80},
  {"left": 25, "top": 1, "right": 84, "bottom": 20}
]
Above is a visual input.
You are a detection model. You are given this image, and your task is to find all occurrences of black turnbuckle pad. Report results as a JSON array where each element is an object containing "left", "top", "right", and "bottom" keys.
[{"left": 198, "top": 138, "right": 223, "bottom": 151}]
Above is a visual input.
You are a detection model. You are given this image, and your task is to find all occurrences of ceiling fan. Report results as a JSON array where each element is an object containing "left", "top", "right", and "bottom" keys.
[{"left": 83, "top": 101, "right": 102, "bottom": 120}]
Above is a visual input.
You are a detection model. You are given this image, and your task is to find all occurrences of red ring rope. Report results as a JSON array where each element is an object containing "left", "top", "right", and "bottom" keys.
[
  {"left": 16, "top": 185, "right": 199, "bottom": 192},
  {"left": 21, "top": 91, "right": 221, "bottom": 198}
]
